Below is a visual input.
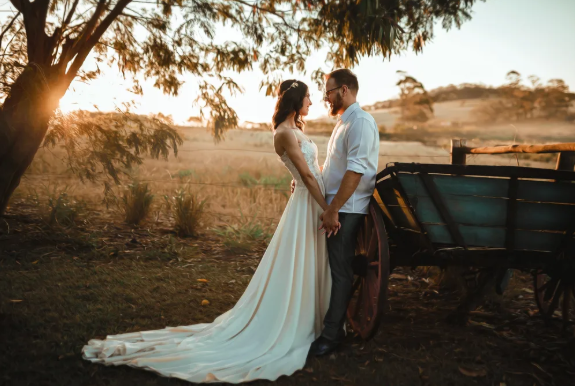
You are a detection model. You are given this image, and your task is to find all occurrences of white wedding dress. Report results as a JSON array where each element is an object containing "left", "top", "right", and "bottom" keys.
[{"left": 82, "top": 129, "right": 332, "bottom": 383}]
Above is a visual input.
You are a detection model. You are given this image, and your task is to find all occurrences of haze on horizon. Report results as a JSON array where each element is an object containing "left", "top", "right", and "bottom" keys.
[{"left": 34, "top": 0, "right": 575, "bottom": 125}]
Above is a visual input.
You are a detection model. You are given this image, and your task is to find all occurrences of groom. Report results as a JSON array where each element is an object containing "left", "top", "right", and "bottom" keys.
[{"left": 310, "top": 69, "right": 379, "bottom": 356}]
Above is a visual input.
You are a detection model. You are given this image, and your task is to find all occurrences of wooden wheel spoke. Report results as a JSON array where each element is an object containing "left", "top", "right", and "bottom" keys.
[
  {"left": 363, "top": 217, "right": 371, "bottom": 249},
  {"left": 350, "top": 276, "right": 362, "bottom": 296},
  {"left": 547, "top": 284, "right": 564, "bottom": 317},
  {"left": 352, "top": 282, "right": 364, "bottom": 318},
  {"left": 536, "top": 279, "right": 552, "bottom": 294},
  {"left": 543, "top": 278, "right": 560, "bottom": 302},
  {"left": 362, "top": 276, "right": 374, "bottom": 317},
  {"left": 367, "top": 231, "right": 377, "bottom": 261},
  {"left": 562, "top": 287, "right": 571, "bottom": 323}
]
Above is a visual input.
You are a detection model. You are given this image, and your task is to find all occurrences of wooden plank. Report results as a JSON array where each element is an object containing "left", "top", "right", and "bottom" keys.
[
  {"left": 451, "top": 139, "right": 467, "bottom": 165},
  {"left": 464, "top": 143, "right": 575, "bottom": 155},
  {"left": 399, "top": 173, "right": 509, "bottom": 198},
  {"left": 414, "top": 199, "right": 575, "bottom": 232},
  {"left": 433, "top": 175, "right": 509, "bottom": 198},
  {"left": 423, "top": 224, "right": 563, "bottom": 252},
  {"left": 556, "top": 151, "right": 575, "bottom": 172},
  {"left": 506, "top": 177, "right": 518, "bottom": 250},
  {"left": 376, "top": 178, "right": 400, "bottom": 206},
  {"left": 424, "top": 224, "right": 504, "bottom": 247},
  {"left": 419, "top": 173, "right": 467, "bottom": 248},
  {"left": 385, "top": 206, "right": 418, "bottom": 230},
  {"left": 429, "top": 249, "right": 550, "bottom": 270},
  {"left": 516, "top": 201, "right": 575, "bottom": 231},
  {"left": 389, "top": 172, "right": 435, "bottom": 251},
  {"left": 516, "top": 231, "right": 564, "bottom": 252},
  {"left": 401, "top": 173, "right": 575, "bottom": 205},
  {"left": 518, "top": 180, "right": 575, "bottom": 204},
  {"left": 378, "top": 163, "right": 575, "bottom": 182},
  {"left": 372, "top": 188, "right": 396, "bottom": 229},
  {"left": 408, "top": 195, "right": 507, "bottom": 227}
]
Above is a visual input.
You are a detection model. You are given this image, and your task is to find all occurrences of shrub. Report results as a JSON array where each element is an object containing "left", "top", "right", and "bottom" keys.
[
  {"left": 163, "top": 189, "right": 207, "bottom": 237},
  {"left": 121, "top": 182, "right": 154, "bottom": 225},
  {"left": 26, "top": 184, "right": 86, "bottom": 228},
  {"left": 47, "top": 192, "right": 86, "bottom": 227}
]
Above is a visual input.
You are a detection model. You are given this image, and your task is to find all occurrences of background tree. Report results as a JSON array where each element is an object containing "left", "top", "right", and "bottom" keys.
[
  {"left": 473, "top": 70, "right": 573, "bottom": 123},
  {"left": 396, "top": 70, "right": 434, "bottom": 122},
  {"left": 0, "top": 0, "right": 480, "bottom": 215}
]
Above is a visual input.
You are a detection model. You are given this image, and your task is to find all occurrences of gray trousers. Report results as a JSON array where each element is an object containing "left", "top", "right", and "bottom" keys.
[{"left": 321, "top": 212, "right": 365, "bottom": 342}]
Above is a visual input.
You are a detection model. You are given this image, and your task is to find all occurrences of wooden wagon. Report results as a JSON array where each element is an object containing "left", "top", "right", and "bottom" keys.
[{"left": 348, "top": 140, "right": 575, "bottom": 339}]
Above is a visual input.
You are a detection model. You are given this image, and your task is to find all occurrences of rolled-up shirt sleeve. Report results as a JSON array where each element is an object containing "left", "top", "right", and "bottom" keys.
[{"left": 345, "top": 118, "right": 371, "bottom": 174}]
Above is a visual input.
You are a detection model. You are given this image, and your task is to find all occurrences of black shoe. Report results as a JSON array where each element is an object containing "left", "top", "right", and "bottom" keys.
[{"left": 308, "top": 336, "right": 340, "bottom": 357}]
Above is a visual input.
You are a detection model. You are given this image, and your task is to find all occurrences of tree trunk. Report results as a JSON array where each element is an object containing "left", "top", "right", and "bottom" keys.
[{"left": 0, "top": 64, "right": 61, "bottom": 215}]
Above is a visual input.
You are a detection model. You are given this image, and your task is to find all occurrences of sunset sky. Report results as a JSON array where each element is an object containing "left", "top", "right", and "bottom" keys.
[{"left": 4, "top": 0, "right": 575, "bottom": 125}]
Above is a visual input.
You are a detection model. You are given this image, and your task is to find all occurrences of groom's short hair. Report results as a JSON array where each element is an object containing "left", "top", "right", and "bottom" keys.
[{"left": 326, "top": 69, "right": 359, "bottom": 95}]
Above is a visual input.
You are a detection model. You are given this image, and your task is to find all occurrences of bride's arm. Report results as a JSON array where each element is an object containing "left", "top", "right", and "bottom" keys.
[{"left": 276, "top": 130, "right": 328, "bottom": 210}]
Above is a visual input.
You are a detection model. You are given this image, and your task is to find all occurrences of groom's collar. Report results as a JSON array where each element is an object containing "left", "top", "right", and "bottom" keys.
[{"left": 339, "top": 102, "right": 360, "bottom": 123}]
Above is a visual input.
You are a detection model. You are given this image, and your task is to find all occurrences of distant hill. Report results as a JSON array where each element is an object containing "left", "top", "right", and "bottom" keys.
[{"left": 363, "top": 83, "right": 575, "bottom": 111}]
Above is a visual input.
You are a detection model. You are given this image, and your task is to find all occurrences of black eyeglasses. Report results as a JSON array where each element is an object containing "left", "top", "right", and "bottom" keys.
[{"left": 323, "top": 86, "right": 343, "bottom": 101}]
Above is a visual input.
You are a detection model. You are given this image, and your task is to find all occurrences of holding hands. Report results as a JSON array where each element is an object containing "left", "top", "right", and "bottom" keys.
[
  {"left": 291, "top": 178, "right": 340, "bottom": 238},
  {"left": 319, "top": 207, "right": 341, "bottom": 238}
]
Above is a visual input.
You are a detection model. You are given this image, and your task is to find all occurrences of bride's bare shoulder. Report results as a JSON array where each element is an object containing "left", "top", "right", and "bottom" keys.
[{"left": 273, "top": 125, "right": 294, "bottom": 142}]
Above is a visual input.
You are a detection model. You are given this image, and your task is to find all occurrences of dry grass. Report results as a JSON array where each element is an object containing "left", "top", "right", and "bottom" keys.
[
  {"left": 17, "top": 116, "right": 563, "bottom": 237},
  {"left": 120, "top": 182, "right": 155, "bottom": 225},
  {"left": 164, "top": 188, "right": 207, "bottom": 237}
]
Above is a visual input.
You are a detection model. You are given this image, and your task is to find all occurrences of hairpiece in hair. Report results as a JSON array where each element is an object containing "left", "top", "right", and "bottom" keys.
[{"left": 287, "top": 81, "right": 299, "bottom": 91}]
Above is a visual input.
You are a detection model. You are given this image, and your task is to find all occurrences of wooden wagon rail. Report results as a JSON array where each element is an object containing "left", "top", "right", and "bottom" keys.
[
  {"left": 451, "top": 139, "right": 575, "bottom": 171},
  {"left": 462, "top": 143, "right": 575, "bottom": 155}
]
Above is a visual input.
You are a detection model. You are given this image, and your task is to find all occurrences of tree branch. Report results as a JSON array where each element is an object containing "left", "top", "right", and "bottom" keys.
[
  {"left": 55, "top": 0, "right": 109, "bottom": 75},
  {"left": 63, "top": 0, "right": 81, "bottom": 30},
  {"left": 229, "top": 0, "right": 303, "bottom": 33},
  {"left": 75, "top": 0, "right": 108, "bottom": 48},
  {"left": 64, "top": 0, "right": 133, "bottom": 87},
  {"left": 0, "top": 12, "right": 20, "bottom": 53},
  {"left": 8, "top": 0, "right": 27, "bottom": 14}
]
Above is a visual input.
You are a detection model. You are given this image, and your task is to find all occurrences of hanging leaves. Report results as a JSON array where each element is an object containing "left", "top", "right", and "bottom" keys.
[{"left": 0, "top": 0, "right": 479, "bottom": 140}]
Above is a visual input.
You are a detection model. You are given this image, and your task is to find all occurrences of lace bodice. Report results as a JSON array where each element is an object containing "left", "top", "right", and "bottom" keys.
[{"left": 279, "top": 130, "right": 324, "bottom": 194}]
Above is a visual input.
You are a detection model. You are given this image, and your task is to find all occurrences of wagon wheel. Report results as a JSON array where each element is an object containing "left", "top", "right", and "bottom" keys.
[
  {"left": 533, "top": 269, "right": 575, "bottom": 328},
  {"left": 346, "top": 199, "right": 390, "bottom": 340}
]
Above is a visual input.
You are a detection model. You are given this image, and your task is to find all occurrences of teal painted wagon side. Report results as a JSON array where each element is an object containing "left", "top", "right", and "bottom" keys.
[{"left": 347, "top": 162, "right": 575, "bottom": 340}]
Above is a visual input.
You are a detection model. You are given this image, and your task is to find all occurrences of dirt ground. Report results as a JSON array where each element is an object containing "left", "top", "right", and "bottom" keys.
[{"left": 1, "top": 201, "right": 574, "bottom": 386}]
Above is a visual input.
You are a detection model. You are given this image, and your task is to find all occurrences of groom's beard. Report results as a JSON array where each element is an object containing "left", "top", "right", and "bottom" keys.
[{"left": 329, "top": 93, "right": 344, "bottom": 117}]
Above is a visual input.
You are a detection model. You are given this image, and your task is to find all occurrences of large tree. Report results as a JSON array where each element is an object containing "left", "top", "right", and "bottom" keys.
[{"left": 0, "top": 0, "right": 479, "bottom": 214}]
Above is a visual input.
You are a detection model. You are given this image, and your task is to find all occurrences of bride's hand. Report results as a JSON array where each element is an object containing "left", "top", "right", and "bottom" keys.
[
  {"left": 290, "top": 179, "right": 295, "bottom": 193},
  {"left": 325, "top": 222, "right": 342, "bottom": 238}
]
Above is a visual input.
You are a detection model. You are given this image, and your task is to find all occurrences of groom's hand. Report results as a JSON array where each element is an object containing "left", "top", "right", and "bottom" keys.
[
  {"left": 290, "top": 179, "right": 295, "bottom": 193},
  {"left": 319, "top": 207, "right": 339, "bottom": 238}
]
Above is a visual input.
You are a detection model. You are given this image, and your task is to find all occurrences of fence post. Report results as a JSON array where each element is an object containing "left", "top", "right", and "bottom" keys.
[
  {"left": 555, "top": 151, "right": 575, "bottom": 171},
  {"left": 451, "top": 139, "right": 467, "bottom": 165}
]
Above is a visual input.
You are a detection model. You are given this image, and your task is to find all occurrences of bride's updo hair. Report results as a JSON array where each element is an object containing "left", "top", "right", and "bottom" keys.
[{"left": 272, "top": 79, "right": 308, "bottom": 131}]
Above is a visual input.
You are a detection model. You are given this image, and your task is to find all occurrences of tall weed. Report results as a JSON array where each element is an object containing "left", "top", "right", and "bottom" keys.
[
  {"left": 163, "top": 188, "right": 207, "bottom": 237},
  {"left": 121, "top": 182, "right": 154, "bottom": 225},
  {"left": 26, "top": 184, "right": 86, "bottom": 228}
]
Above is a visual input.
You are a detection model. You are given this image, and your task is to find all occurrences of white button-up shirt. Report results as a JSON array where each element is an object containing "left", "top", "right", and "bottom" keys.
[{"left": 322, "top": 102, "right": 379, "bottom": 214}]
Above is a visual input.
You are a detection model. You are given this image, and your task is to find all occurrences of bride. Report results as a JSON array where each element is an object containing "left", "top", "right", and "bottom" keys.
[{"left": 83, "top": 79, "right": 336, "bottom": 383}]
